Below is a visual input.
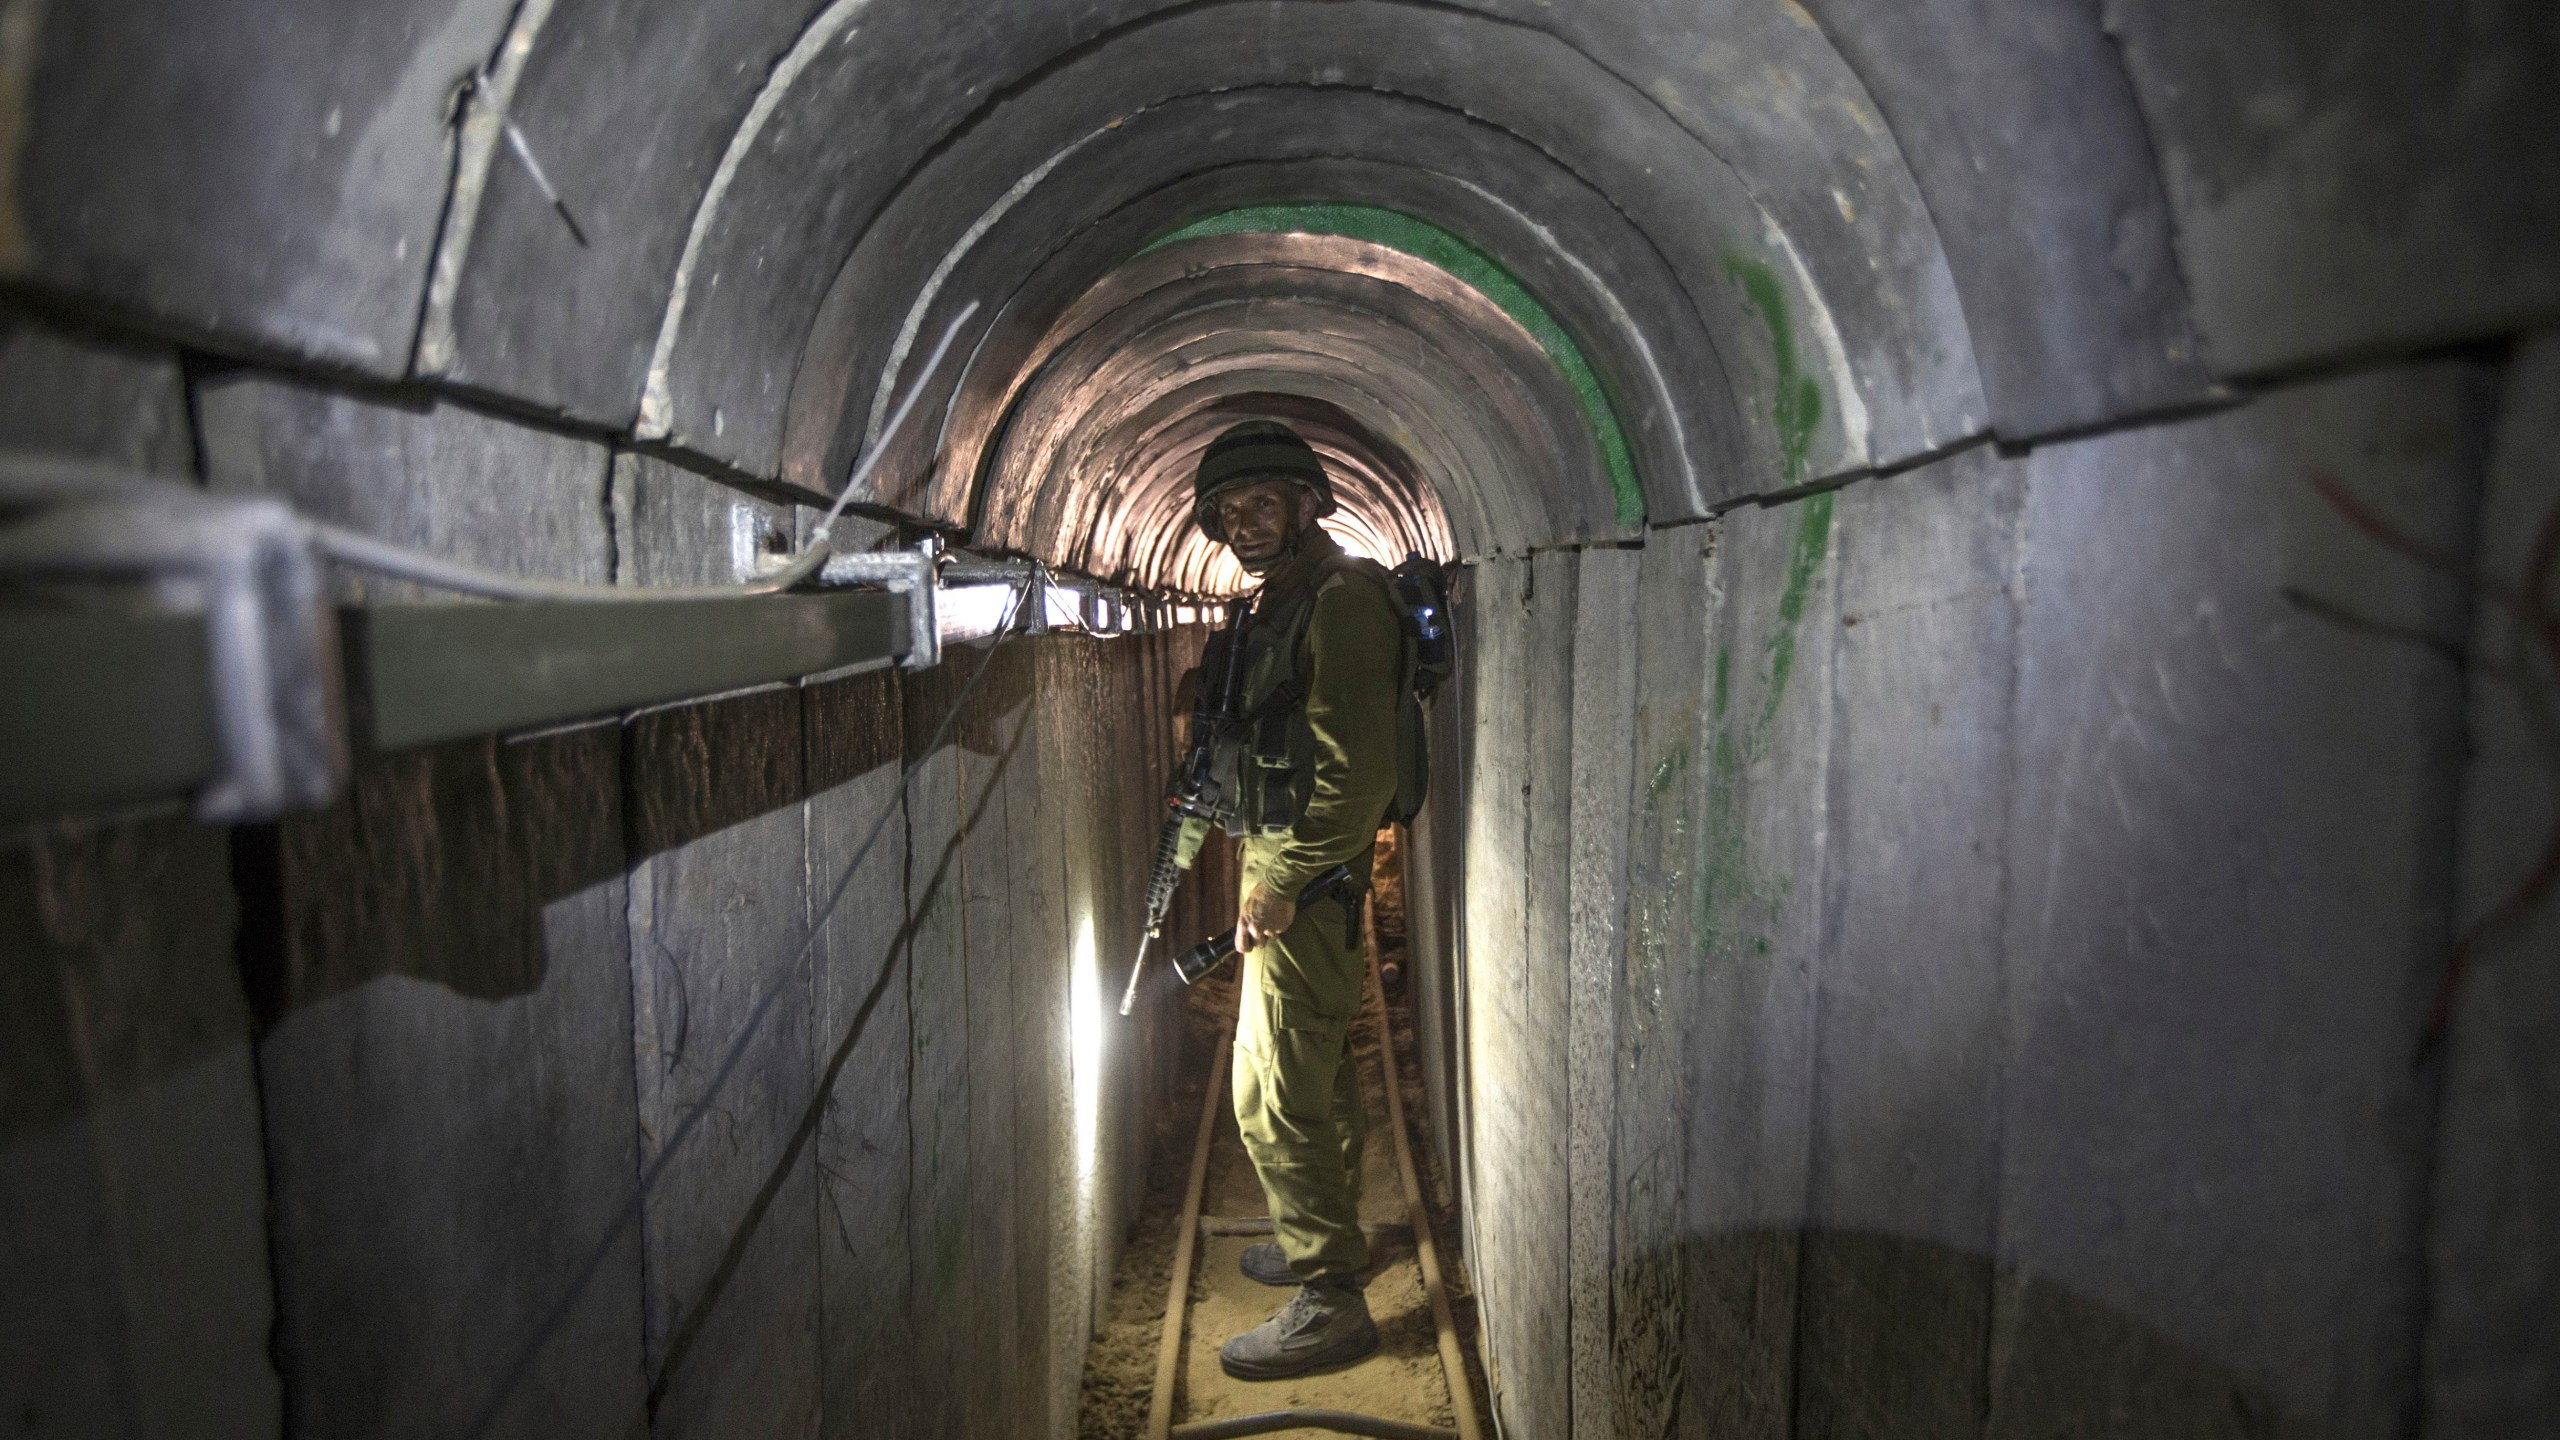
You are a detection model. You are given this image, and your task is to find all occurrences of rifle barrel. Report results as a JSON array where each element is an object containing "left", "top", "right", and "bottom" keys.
[{"left": 1118, "top": 933, "right": 1154, "bottom": 1018}]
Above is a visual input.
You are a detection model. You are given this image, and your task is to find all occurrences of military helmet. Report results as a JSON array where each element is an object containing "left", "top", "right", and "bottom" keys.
[{"left": 1192, "top": 420, "right": 1335, "bottom": 542}]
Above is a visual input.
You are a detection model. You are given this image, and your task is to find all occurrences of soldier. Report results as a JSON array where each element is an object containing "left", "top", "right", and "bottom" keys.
[{"left": 1191, "top": 419, "right": 1406, "bottom": 1380}]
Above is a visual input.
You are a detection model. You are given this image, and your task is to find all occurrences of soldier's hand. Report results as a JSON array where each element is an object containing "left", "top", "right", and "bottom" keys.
[{"left": 1235, "top": 885, "right": 1297, "bottom": 954}]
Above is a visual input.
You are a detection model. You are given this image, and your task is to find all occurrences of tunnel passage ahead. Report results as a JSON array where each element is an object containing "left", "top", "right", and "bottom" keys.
[{"left": 3, "top": 2, "right": 2556, "bottom": 1439}]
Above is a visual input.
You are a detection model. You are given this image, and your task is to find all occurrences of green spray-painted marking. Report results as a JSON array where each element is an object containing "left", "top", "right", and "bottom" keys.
[
  {"left": 1695, "top": 489, "right": 1834, "bottom": 964},
  {"left": 1646, "top": 743, "right": 1691, "bottom": 803},
  {"left": 1696, "top": 705, "right": 1762, "bottom": 961},
  {"left": 1679, "top": 263, "right": 1843, "bottom": 958},
  {"left": 1144, "top": 204, "right": 1645, "bottom": 529},
  {"left": 1628, "top": 737, "right": 1694, "bottom": 1056},
  {"left": 1722, "top": 254, "right": 1824, "bottom": 486},
  {"left": 1757, "top": 492, "right": 1836, "bottom": 735}
]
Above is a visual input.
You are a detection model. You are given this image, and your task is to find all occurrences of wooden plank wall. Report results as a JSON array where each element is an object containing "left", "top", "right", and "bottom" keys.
[
  {"left": 0, "top": 304, "right": 1192, "bottom": 1438},
  {"left": 1439, "top": 361, "right": 2492, "bottom": 1440}
]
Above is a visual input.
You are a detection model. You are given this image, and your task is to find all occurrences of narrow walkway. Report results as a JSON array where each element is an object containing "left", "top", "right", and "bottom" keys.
[{"left": 1080, "top": 950, "right": 1489, "bottom": 1439}]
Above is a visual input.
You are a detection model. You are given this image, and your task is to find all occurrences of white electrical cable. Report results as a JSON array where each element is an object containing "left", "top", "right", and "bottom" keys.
[
  {"left": 813, "top": 298, "right": 978, "bottom": 546},
  {"left": 309, "top": 521, "right": 826, "bottom": 600},
  {"left": 316, "top": 301, "right": 982, "bottom": 604}
]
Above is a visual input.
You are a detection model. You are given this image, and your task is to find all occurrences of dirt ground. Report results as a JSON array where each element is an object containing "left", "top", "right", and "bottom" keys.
[{"left": 1077, "top": 869, "right": 1491, "bottom": 1439}]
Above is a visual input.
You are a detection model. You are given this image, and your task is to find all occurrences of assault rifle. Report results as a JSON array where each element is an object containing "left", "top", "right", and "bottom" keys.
[{"left": 1117, "top": 600, "right": 1254, "bottom": 1016}]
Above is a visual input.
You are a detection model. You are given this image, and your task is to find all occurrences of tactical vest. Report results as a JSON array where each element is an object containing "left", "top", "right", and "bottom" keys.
[{"left": 1231, "top": 552, "right": 1434, "bottom": 838}]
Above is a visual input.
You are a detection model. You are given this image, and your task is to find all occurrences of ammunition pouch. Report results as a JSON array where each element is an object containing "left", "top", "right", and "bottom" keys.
[
  {"left": 1239, "top": 676, "right": 1310, "bottom": 835},
  {"left": 1231, "top": 555, "right": 1431, "bottom": 838}
]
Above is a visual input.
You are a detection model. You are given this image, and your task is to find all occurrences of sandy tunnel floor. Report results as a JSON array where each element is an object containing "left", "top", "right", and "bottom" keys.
[{"left": 1078, "top": 958, "right": 1492, "bottom": 1438}]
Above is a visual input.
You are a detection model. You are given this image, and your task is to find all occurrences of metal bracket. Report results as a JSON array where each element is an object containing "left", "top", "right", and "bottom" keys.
[
  {"left": 0, "top": 463, "right": 344, "bottom": 822},
  {"left": 819, "top": 535, "right": 942, "bottom": 670},
  {"left": 942, "top": 555, "right": 1054, "bottom": 636}
]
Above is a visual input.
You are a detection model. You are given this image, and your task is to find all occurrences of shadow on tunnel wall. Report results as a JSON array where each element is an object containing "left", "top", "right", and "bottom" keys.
[
  {"left": 233, "top": 728, "right": 622, "bottom": 1021},
  {"left": 230, "top": 656, "right": 1013, "bottom": 1027},
  {"left": 1, "top": 814, "right": 247, "bottom": 1138},
  {"left": 232, "top": 631, "right": 1133, "bottom": 1437},
  {"left": 1626, "top": 1228, "right": 2334, "bottom": 1440}
]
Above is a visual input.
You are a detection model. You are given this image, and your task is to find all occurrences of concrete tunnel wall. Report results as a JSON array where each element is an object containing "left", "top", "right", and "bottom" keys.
[
  {"left": 1, "top": 2, "right": 2556, "bottom": 1439},
  {"left": 4, "top": 339, "right": 1221, "bottom": 1437}
]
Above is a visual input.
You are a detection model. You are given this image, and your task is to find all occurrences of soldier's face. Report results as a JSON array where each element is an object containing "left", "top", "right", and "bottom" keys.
[{"left": 1214, "top": 479, "right": 1305, "bottom": 571}]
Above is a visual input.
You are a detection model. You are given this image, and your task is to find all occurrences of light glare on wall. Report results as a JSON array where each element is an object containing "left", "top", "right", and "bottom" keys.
[
  {"left": 938, "top": 582, "right": 1022, "bottom": 641},
  {"left": 1072, "top": 911, "right": 1104, "bottom": 1182}
]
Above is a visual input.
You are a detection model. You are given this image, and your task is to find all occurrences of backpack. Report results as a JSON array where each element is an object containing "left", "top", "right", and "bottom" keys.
[
  {"left": 1318, "top": 551, "right": 1452, "bottom": 826},
  {"left": 1379, "top": 552, "right": 1453, "bottom": 822},
  {"left": 1230, "top": 548, "right": 1458, "bottom": 834}
]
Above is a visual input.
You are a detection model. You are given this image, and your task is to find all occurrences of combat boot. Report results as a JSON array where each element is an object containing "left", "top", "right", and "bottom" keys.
[{"left": 1218, "top": 1280, "right": 1379, "bottom": 1379}]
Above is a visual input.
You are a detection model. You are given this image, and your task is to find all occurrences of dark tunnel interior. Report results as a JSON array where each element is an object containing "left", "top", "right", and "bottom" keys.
[{"left": 2, "top": 2, "right": 2557, "bottom": 1438}]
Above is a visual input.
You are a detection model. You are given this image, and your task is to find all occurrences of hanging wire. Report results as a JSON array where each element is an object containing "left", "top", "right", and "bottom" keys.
[
  {"left": 811, "top": 300, "right": 978, "bottom": 549},
  {"left": 317, "top": 300, "right": 980, "bottom": 604},
  {"left": 460, "top": 567, "right": 1036, "bottom": 1438},
  {"left": 309, "top": 519, "right": 827, "bottom": 600}
]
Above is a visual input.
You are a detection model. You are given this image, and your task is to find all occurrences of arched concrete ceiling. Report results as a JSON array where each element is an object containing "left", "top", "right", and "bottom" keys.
[
  {"left": 970, "top": 234, "right": 1572, "bottom": 588},
  {"left": 1061, "top": 392, "right": 1450, "bottom": 598},
  {"left": 14, "top": 0, "right": 2551, "bottom": 580},
  {"left": 635, "top": 0, "right": 1983, "bottom": 498},
  {"left": 778, "top": 93, "right": 1743, "bottom": 520}
]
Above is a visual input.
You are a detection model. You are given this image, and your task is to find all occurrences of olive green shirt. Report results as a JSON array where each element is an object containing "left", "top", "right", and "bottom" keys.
[{"left": 1238, "top": 528, "right": 1405, "bottom": 900}]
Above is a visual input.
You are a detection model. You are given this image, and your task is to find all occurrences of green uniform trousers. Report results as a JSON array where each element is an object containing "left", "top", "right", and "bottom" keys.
[{"left": 1231, "top": 880, "right": 1370, "bottom": 1283}]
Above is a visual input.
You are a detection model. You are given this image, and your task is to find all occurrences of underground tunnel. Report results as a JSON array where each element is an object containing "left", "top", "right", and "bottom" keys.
[{"left": 1, "top": 2, "right": 2555, "bottom": 1437}]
